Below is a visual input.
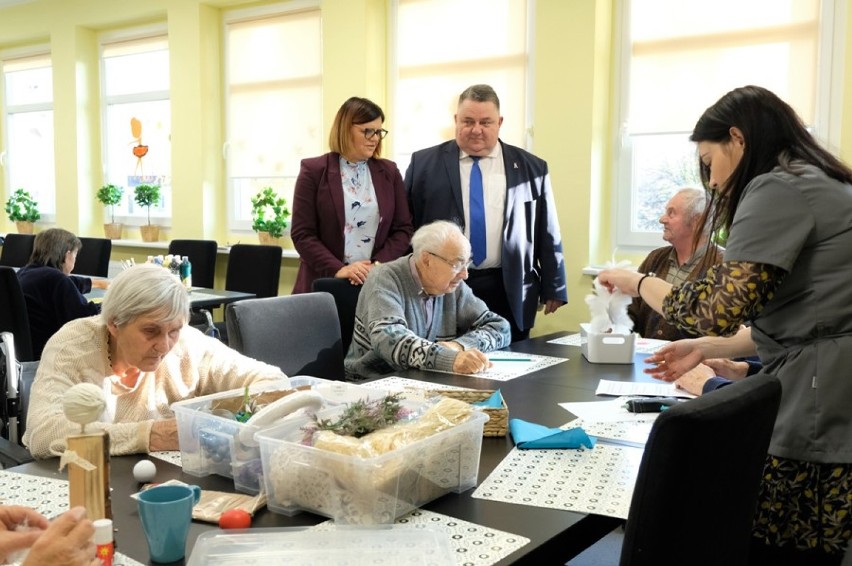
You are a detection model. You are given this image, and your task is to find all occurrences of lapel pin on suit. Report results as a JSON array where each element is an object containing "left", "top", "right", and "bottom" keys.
[{"left": 513, "top": 162, "right": 519, "bottom": 169}]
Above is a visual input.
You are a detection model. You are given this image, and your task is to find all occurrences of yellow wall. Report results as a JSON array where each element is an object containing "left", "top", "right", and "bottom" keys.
[{"left": 1, "top": 0, "right": 850, "bottom": 336}]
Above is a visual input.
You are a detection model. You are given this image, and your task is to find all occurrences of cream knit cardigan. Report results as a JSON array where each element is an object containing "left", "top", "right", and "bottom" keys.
[{"left": 23, "top": 315, "right": 289, "bottom": 458}]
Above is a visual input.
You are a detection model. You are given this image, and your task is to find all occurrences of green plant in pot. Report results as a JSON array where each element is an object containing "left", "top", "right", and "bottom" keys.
[
  {"left": 251, "top": 187, "right": 291, "bottom": 245},
  {"left": 96, "top": 184, "right": 125, "bottom": 240},
  {"left": 4, "top": 188, "right": 41, "bottom": 234},
  {"left": 134, "top": 184, "right": 162, "bottom": 242}
]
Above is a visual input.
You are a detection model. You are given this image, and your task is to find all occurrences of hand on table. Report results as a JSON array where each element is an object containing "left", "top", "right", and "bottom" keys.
[
  {"left": 703, "top": 358, "right": 751, "bottom": 380},
  {"left": 673, "top": 363, "right": 715, "bottom": 396},
  {"left": 452, "top": 349, "right": 491, "bottom": 375},
  {"left": 91, "top": 279, "right": 110, "bottom": 290}
]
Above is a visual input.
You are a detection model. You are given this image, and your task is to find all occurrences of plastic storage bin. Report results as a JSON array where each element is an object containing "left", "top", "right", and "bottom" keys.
[
  {"left": 187, "top": 526, "right": 454, "bottom": 565},
  {"left": 256, "top": 400, "right": 488, "bottom": 524},
  {"left": 172, "top": 377, "right": 385, "bottom": 494},
  {"left": 580, "top": 323, "right": 637, "bottom": 364}
]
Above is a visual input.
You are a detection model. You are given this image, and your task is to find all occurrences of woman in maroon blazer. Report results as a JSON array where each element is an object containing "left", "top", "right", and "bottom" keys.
[{"left": 291, "top": 97, "right": 413, "bottom": 293}]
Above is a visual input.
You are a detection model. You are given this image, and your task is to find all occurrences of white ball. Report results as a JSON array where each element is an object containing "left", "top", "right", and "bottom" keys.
[{"left": 133, "top": 459, "right": 157, "bottom": 483}]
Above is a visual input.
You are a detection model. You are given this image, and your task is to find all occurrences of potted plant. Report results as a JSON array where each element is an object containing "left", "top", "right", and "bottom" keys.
[
  {"left": 251, "top": 187, "right": 291, "bottom": 245},
  {"left": 96, "top": 184, "right": 124, "bottom": 240},
  {"left": 4, "top": 188, "right": 41, "bottom": 234},
  {"left": 134, "top": 184, "right": 162, "bottom": 242}
]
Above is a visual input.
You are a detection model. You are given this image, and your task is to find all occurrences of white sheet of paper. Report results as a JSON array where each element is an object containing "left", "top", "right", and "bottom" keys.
[
  {"left": 595, "top": 379, "right": 696, "bottom": 398},
  {"left": 422, "top": 352, "right": 568, "bottom": 381}
]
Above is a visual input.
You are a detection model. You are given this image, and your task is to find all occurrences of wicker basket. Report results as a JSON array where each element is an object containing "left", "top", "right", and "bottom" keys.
[{"left": 428, "top": 389, "right": 508, "bottom": 437}]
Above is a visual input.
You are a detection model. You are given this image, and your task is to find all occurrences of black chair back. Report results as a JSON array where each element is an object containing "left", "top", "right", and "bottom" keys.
[
  {"left": 226, "top": 293, "right": 344, "bottom": 380},
  {"left": 168, "top": 239, "right": 218, "bottom": 289},
  {"left": 620, "top": 373, "right": 782, "bottom": 566},
  {"left": 73, "top": 237, "right": 112, "bottom": 278},
  {"left": 0, "top": 234, "right": 35, "bottom": 268},
  {"left": 0, "top": 266, "right": 34, "bottom": 362},
  {"left": 311, "top": 277, "right": 362, "bottom": 355},
  {"left": 225, "top": 244, "right": 282, "bottom": 298}
]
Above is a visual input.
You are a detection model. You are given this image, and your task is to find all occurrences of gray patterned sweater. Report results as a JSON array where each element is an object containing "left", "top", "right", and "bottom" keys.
[{"left": 344, "top": 255, "right": 511, "bottom": 380}]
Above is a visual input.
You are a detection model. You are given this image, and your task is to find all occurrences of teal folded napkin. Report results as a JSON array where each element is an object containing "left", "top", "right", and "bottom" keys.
[
  {"left": 509, "top": 418, "right": 596, "bottom": 449},
  {"left": 472, "top": 389, "right": 504, "bottom": 408}
]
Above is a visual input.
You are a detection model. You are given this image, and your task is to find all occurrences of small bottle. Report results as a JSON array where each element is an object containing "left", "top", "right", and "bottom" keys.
[
  {"left": 180, "top": 256, "right": 192, "bottom": 289},
  {"left": 93, "top": 518, "right": 114, "bottom": 566}
]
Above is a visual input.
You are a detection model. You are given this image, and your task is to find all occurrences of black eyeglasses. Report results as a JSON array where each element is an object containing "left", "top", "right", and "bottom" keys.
[
  {"left": 427, "top": 251, "right": 472, "bottom": 273},
  {"left": 360, "top": 128, "right": 389, "bottom": 140}
]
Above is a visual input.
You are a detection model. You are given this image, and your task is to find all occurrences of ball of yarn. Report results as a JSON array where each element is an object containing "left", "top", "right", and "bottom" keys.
[{"left": 63, "top": 383, "right": 106, "bottom": 427}]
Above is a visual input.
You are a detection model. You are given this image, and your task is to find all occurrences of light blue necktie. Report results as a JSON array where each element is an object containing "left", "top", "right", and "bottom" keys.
[{"left": 469, "top": 156, "right": 486, "bottom": 266}]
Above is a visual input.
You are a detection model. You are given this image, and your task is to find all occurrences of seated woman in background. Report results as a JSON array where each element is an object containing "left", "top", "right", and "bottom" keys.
[
  {"left": 290, "top": 96, "right": 413, "bottom": 293},
  {"left": 16, "top": 228, "right": 109, "bottom": 358},
  {"left": 23, "top": 264, "right": 290, "bottom": 459}
]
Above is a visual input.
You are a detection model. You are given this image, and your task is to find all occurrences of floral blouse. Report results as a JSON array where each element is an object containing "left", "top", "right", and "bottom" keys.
[
  {"left": 662, "top": 260, "right": 787, "bottom": 335},
  {"left": 340, "top": 156, "right": 379, "bottom": 263}
]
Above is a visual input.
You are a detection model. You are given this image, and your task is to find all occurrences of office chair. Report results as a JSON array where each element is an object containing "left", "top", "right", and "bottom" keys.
[
  {"left": 226, "top": 293, "right": 345, "bottom": 380},
  {"left": 0, "top": 233, "right": 36, "bottom": 268},
  {"left": 216, "top": 244, "right": 282, "bottom": 343},
  {"left": 0, "top": 331, "right": 36, "bottom": 467},
  {"left": 168, "top": 239, "right": 218, "bottom": 288},
  {"left": 311, "top": 277, "right": 363, "bottom": 355},
  {"left": 619, "top": 373, "right": 782, "bottom": 566},
  {"left": 73, "top": 236, "right": 112, "bottom": 278}
]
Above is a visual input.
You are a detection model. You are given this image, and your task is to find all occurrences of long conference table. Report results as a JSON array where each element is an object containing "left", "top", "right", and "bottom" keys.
[
  {"left": 85, "top": 286, "right": 256, "bottom": 309},
  {"left": 7, "top": 331, "right": 659, "bottom": 564}
]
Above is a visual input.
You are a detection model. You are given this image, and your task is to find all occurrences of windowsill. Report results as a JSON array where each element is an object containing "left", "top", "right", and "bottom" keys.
[{"left": 109, "top": 239, "right": 300, "bottom": 259}]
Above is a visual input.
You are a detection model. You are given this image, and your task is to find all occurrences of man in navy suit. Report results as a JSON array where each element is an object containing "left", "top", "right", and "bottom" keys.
[{"left": 404, "top": 84, "right": 567, "bottom": 341}]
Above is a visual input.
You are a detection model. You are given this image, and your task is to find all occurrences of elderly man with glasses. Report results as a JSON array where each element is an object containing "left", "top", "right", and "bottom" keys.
[{"left": 344, "top": 220, "right": 511, "bottom": 380}]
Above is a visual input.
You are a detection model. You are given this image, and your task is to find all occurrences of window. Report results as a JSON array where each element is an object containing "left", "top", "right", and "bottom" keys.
[
  {"left": 1, "top": 52, "right": 56, "bottom": 221},
  {"left": 100, "top": 32, "right": 171, "bottom": 224},
  {"left": 223, "top": 4, "right": 323, "bottom": 233},
  {"left": 614, "top": 0, "right": 838, "bottom": 249},
  {"left": 391, "top": 0, "right": 530, "bottom": 173}
]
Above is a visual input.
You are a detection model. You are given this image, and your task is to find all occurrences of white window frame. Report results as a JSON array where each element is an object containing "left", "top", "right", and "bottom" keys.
[
  {"left": 1, "top": 47, "right": 56, "bottom": 224},
  {"left": 99, "top": 25, "right": 172, "bottom": 227},
  {"left": 388, "top": 0, "right": 536, "bottom": 174},
  {"left": 612, "top": 0, "right": 843, "bottom": 252},
  {"left": 222, "top": 0, "right": 322, "bottom": 234}
]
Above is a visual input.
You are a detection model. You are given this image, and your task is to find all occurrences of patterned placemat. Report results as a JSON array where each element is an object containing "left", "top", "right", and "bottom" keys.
[
  {"left": 0, "top": 470, "right": 144, "bottom": 566},
  {"left": 148, "top": 450, "right": 183, "bottom": 467},
  {"left": 314, "top": 509, "right": 529, "bottom": 566},
  {"left": 423, "top": 352, "right": 568, "bottom": 382},
  {"left": 567, "top": 418, "right": 654, "bottom": 448},
  {"left": 370, "top": 376, "right": 472, "bottom": 391},
  {"left": 547, "top": 333, "right": 669, "bottom": 354},
  {"left": 472, "top": 444, "right": 642, "bottom": 520}
]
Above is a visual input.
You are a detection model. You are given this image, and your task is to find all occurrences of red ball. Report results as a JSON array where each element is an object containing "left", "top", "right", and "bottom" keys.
[{"left": 218, "top": 509, "right": 252, "bottom": 529}]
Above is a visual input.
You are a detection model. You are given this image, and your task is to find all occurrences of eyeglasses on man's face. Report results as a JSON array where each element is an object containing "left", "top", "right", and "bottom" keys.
[
  {"left": 359, "top": 127, "right": 389, "bottom": 140},
  {"left": 427, "top": 251, "right": 472, "bottom": 274}
]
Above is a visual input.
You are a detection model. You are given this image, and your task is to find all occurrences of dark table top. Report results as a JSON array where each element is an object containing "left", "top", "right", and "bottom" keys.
[
  {"left": 10, "top": 331, "right": 657, "bottom": 565},
  {"left": 84, "top": 286, "right": 255, "bottom": 309}
]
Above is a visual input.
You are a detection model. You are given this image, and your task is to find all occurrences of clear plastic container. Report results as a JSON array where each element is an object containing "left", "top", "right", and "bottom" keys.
[
  {"left": 256, "top": 399, "right": 488, "bottom": 524},
  {"left": 171, "top": 377, "right": 386, "bottom": 494},
  {"left": 186, "top": 526, "right": 454, "bottom": 565}
]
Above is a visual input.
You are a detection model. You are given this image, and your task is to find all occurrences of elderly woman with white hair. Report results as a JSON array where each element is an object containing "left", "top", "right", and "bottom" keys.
[{"left": 23, "top": 264, "right": 290, "bottom": 458}]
